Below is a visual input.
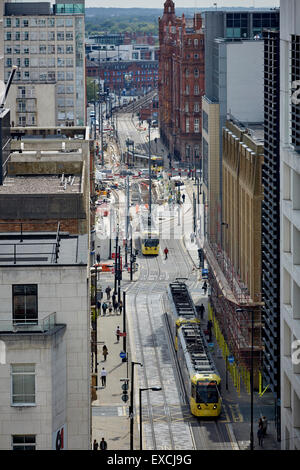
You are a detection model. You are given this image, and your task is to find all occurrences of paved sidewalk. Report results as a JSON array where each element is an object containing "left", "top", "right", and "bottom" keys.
[{"left": 92, "top": 294, "right": 140, "bottom": 451}]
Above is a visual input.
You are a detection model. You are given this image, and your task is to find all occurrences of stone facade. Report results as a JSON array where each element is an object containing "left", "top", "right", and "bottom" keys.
[
  {"left": 0, "top": 264, "right": 90, "bottom": 450},
  {"left": 222, "top": 120, "right": 264, "bottom": 303}
]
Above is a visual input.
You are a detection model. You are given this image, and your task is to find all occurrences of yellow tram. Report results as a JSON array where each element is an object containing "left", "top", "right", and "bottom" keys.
[
  {"left": 177, "top": 322, "right": 222, "bottom": 418},
  {"left": 151, "top": 156, "right": 164, "bottom": 173},
  {"left": 167, "top": 280, "right": 200, "bottom": 350},
  {"left": 167, "top": 280, "right": 222, "bottom": 418},
  {"left": 139, "top": 211, "right": 160, "bottom": 256}
]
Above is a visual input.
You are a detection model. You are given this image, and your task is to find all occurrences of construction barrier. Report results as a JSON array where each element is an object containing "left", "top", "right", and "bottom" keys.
[{"left": 208, "top": 302, "right": 253, "bottom": 396}]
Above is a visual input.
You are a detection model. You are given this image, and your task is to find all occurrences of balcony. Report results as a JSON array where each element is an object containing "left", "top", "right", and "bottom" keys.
[{"left": 0, "top": 312, "right": 65, "bottom": 335}]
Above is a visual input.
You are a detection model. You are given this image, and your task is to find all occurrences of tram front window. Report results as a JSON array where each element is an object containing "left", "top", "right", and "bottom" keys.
[
  {"left": 196, "top": 384, "right": 218, "bottom": 404},
  {"left": 144, "top": 239, "right": 159, "bottom": 247}
]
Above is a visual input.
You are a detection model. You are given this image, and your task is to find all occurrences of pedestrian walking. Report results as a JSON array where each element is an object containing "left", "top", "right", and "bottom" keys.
[
  {"left": 102, "top": 345, "right": 108, "bottom": 361},
  {"left": 102, "top": 302, "right": 108, "bottom": 316},
  {"left": 262, "top": 416, "right": 268, "bottom": 436},
  {"left": 100, "top": 438, "right": 107, "bottom": 450},
  {"left": 118, "top": 300, "right": 123, "bottom": 316},
  {"left": 207, "top": 319, "right": 213, "bottom": 343},
  {"left": 112, "top": 291, "right": 116, "bottom": 308},
  {"left": 105, "top": 286, "right": 112, "bottom": 300},
  {"left": 96, "top": 300, "right": 101, "bottom": 316},
  {"left": 116, "top": 326, "right": 121, "bottom": 343},
  {"left": 101, "top": 367, "right": 107, "bottom": 387},
  {"left": 257, "top": 424, "right": 264, "bottom": 447},
  {"left": 182, "top": 193, "right": 185, "bottom": 203},
  {"left": 108, "top": 301, "right": 113, "bottom": 315},
  {"left": 93, "top": 439, "right": 99, "bottom": 450},
  {"left": 198, "top": 303, "right": 205, "bottom": 320},
  {"left": 164, "top": 247, "right": 169, "bottom": 260},
  {"left": 202, "top": 280, "right": 208, "bottom": 295},
  {"left": 114, "top": 301, "right": 119, "bottom": 314}
]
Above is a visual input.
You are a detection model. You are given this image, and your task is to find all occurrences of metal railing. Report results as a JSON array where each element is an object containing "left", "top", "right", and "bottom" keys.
[{"left": 0, "top": 312, "right": 57, "bottom": 333}]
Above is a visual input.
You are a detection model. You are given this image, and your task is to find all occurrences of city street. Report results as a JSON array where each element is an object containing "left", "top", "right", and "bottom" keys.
[{"left": 91, "top": 106, "right": 280, "bottom": 451}]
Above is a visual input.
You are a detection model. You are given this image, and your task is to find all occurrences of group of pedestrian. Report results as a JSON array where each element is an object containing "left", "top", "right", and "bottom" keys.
[
  {"left": 100, "top": 286, "right": 123, "bottom": 315},
  {"left": 257, "top": 416, "right": 268, "bottom": 447},
  {"left": 93, "top": 437, "right": 107, "bottom": 450}
]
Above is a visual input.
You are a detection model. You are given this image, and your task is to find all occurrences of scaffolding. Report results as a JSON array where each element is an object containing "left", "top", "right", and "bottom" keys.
[{"left": 204, "top": 239, "right": 263, "bottom": 391}]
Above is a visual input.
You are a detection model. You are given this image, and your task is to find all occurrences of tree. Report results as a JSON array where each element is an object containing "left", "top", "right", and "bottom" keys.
[{"left": 86, "top": 77, "right": 97, "bottom": 103}]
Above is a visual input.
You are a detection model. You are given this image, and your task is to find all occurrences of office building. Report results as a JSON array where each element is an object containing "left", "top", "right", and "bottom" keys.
[
  {"left": 262, "top": 28, "right": 281, "bottom": 439},
  {"left": 280, "top": 0, "right": 300, "bottom": 450},
  {"left": 1, "top": 0, "right": 86, "bottom": 127},
  {"left": 0, "top": 125, "right": 92, "bottom": 449}
]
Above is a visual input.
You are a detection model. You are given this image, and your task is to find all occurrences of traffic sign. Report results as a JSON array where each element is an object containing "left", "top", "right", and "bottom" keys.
[
  {"left": 228, "top": 355, "right": 235, "bottom": 364},
  {"left": 120, "top": 351, "right": 127, "bottom": 359}
]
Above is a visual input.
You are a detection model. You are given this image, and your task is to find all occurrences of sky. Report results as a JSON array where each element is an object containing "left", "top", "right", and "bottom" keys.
[{"left": 85, "top": 0, "right": 280, "bottom": 8}]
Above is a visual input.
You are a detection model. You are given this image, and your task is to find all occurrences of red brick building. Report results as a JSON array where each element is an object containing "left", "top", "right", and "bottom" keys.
[
  {"left": 158, "top": 0, "right": 205, "bottom": 166},
  {"left": 86, "top": 60, "right": 158, "bottom": 95}
]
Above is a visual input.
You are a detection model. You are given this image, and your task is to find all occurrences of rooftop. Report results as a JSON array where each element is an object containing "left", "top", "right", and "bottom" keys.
[
  {"left": 0, "top": 229, "right": 88, "bottom": 266},
  {"left": 0, "top": 175, "right": 81, "bottom": 195}
]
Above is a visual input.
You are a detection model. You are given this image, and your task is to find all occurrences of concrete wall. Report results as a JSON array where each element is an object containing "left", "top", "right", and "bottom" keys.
[
  {"left": 0, "top": 265, "right": 90, "bottom": 450},
  {"left": 202, "top": 96, "right": 220, "bottom": 244},
  {"left": 7, "top": 84, "right": 56, "bottom": 128},
  {"left": 226, "top": 41, "right": 264, "bottom": 123}
]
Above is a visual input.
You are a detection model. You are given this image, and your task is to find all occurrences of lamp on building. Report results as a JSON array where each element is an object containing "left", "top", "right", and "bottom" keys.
[{"left": 139, "top": 386, "right": 161, "bottom": 450}]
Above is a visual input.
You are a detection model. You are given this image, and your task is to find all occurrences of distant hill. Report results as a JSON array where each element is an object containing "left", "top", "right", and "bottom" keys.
[
  {"left": 85, "top": 6, "right": 272, "bottom": 19},
  {"left": 85, "top": 7, "right": 276, "bottom": 36}
]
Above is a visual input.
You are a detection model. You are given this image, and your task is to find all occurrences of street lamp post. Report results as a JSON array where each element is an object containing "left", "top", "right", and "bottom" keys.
[
  {"left": 122, "top": 291, "right": 127, "bottom": 363},
  {"left": 236, "top": 307, "right": 254, "bottom": 451},
  {"left": 130, "top": 361, "right": 143, "bottom": 450},
  {"left": 139, "top": 386, "right": 162, "bottom": 450},
  {"left": 147, "top": 119, "right": 152, "bottom": 226}
]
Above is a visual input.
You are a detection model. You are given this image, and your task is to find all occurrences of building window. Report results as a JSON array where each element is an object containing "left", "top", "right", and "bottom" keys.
[
  {"left": 185, "top": 102, "right": 189, "bottom": 113},
  {"left": 202, "top": 137, "right": 209, "bottom": 187},
  {"left": 194, "top": 84, "right": 199, "bottom": 95},
  {"left": 194, "top": 102, "right": 200, "bottom": 113},
  {"left": 186, "top": 144, "right": 191, "bottom": 159},
  {"left": 203, "top": 110, "right": 208, "bottom": 132},
  {"left": 12, "top": 285, "right": 38, "bottom": 324},
  {"left": 186, "top": 118, "right": 190, "bottom": 133},
  {"left": 22, "top": 19, "right": 29, "bottom": 28},
  {"left": 5, "top": 18, "right": 11, "bottom": 27},
  {"left": 194, "top": 68, "right": 199, "bottom": 78},
  {"left": 194, "top": 39, "right": 198, "bottom": 47},
  {"left": 194, "top": 118, "right": 200, "bottom": 133},
  {"left": 185, "top": 84, "right": 189, "bottom": 95},
  {"left": 57, "top": 32, "right": 64, "bottom": 41},
  {"left": 12, "top": 435, "right": 36, "bottom": 451},
  {"left": 11, "top": 364, "right": 36, "bottom": 406}
]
